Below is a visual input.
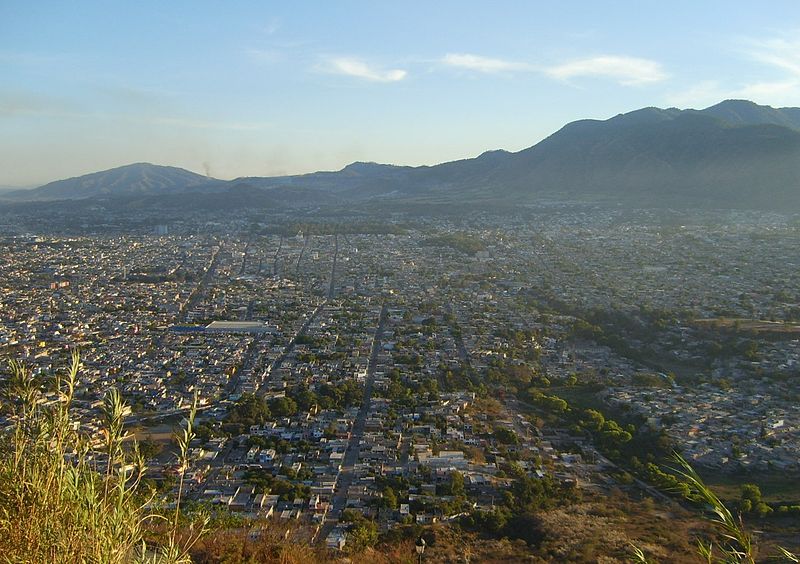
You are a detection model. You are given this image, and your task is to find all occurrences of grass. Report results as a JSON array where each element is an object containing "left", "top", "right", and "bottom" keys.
[
  {"left": 698, "top": 470, "right": 800, "bottom": 505},
  {"left": 631, "top": 454, "right": 800, "bottom": 564},
  {"left": 551, "top": 384, "right": 608, "bottom": 412},
  {"left": 0, "top": 352, "right": 203, "bottom": 563},
  {"left": 0, "top": 352, "right": 147, "bottom": 562}
]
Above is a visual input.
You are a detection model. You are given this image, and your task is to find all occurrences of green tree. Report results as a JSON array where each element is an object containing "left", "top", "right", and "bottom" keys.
[
  {"left": 451, "top": 470, "right": 466, "bottom": 498},
  {"left": 740, "top": 483, "right": 761, "bottom": 505},
  {"left": 269, "top": 396, "right": 298, "bottom": 417},
  {"left": 381, "top": 487, "right": 398, "bottom": 509},
  {"left": 226, "top": 393, "right": 271, "bottom": 431},
  {"left": 341, "top": 510, "right": 379, "bottom": 553},
  {"left": 494, "top": 427, "right": 519, "bottom": 445},
  {"left": 138, "top": 438, "right": 163, "bottom": 460}
]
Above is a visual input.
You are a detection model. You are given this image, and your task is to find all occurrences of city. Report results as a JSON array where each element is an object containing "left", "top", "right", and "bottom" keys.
[{"left": 2, "top": 205, "right": 798, "bottom": 560}]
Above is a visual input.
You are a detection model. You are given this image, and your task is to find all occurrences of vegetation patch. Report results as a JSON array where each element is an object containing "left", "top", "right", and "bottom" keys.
[{"left": 422, "top": 233, "right": 488, "bottom": 255}]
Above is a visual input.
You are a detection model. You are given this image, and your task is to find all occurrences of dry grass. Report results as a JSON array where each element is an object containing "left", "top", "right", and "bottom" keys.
[
  {"left": 0, "top": 353, "right": 149, "bottom": 562},
  {"left": 0, "top": 353, "right": 201, "bottom": 563}
]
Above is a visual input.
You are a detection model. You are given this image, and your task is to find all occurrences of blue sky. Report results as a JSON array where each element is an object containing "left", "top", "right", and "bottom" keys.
[{"left": 2, "top": 1, "right": 800, "bottom": 186}]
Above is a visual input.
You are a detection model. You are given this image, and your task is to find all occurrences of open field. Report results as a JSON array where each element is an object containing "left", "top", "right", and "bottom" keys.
[{"left": 700, "top": 470, "right": 800, "bottom": 505}]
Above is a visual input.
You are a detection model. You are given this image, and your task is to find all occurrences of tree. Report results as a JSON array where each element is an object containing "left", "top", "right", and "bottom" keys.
[
  {"left": 292, "top": 386, "right": 318, "bottom": 411},
  {"left": 494, "top": 427, "right": 519, "bottom": 445},
  {"left": 450, "top": 470, "right": 466, "bottom": 498},
  {"left": 738, "top": 482, "right": 774, "bottom": 517},
  {"left": 583, "top": 409, "right": 605, "bottom": 431},
  {"left": 742, "top": 340, "right": 759, "bottom": 361},
  {"left": 347, "top": 520, "right": 378, "bottom": 553},
  {"left": 754, "top": 502, "right": 773, "bottom": 518},
  {"left": 341, "top": 510, "right": 378, "bottom": 553},
  {"left": 226, "top": 393, "right": 270, "bottom": 431},
  {"left": 739, "top": 483, "right": 761, "bottom": 505},
  {"left": 381, "top": 486, "right": 398, "bottom": 509},
  {"left": 269, "top": 396, "right": 298, "bottom": 417},
  {"left": 138, "top": 438, "right": 163, "bottom": 460}
]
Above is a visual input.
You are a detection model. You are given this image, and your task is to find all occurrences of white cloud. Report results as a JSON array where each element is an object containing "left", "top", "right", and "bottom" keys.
[
  {"left": 668, "top": 32, "right": 800, "bottom": 107},
  {"left": 0, "top": 50, "right": 69, "bottom": 66},
  {"left": 546, "top": 55, "right": 667, "bottom": 86},
  {"left": 327, "top": 57, "right": 407, "bottom": 82},
  {"left": 746, "top": 35, "right": 800, "bottom": 76},
  {"left": 735, "top": 33, "right": 800, "bottom": 105},
  {"left": 261, "top": 18, "right": 281, "bottom": 36},
  {"left": 666, "top": 78, "right": 800, "bottom": 110},
  {"left": 733, "top": 79, "right": 800, "bottom": 107},
  {"left": 0, "top": 90, "right": 79, "bottom": 118},
  {"left": 145, "top": 116, "right": 270, "bottom": 131},
  {"left": 441, "top": 53, "right": 530, "bottom": 73}
]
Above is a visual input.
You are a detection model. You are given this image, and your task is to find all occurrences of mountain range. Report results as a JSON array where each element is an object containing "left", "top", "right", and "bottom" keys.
[{"left": 4, "top": 99, "right": 800, "bottom": 211}]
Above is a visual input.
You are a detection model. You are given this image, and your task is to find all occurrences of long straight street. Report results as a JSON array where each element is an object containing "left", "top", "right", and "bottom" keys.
[{"left": 316, "top": 301, "right": 388, "bottom": 542}]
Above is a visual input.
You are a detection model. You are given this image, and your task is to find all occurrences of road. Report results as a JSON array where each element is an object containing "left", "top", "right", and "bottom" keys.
[
  {"left": 273, "top": 235, "right": 283, "bottom": 277},
  {"left": 256, "top": 233, "right": 338, "bottom": 394},
  {"left": 446, "top": 302, "right": 480, "bottom": 388},
  {"left": 239, "top": 239, "right": 250, "bottom": 276},
  {"left": 256, "top": 300, "right": 327, "bottom": 396},
  {"left": 260, "top": 230, "right": 338, "bottom": 395},
  {"left": 328, "top": 234, "right": 338, "bottom": 299},
  {"left": 189, "top": 437, "right": 237, "bottom": 500},
  {"left": 125, "top": 404, "right": 213, "bottom": 426},
  {"left": 179, "top": 242, "right": 222, "bottom": 323},
  {"left": 316, "top": 301, "right": 388, "bottom": 543}
]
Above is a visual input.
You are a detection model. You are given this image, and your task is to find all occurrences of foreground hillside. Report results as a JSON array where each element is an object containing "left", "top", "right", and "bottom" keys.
[{"left": 2, "top": 352, "right": 797, "bottom": 563}]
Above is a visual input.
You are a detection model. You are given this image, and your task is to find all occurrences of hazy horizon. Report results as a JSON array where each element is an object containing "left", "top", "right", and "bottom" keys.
[
  {"left": 3, "top": 1, "right": 800, "bottom": 186},
  {"left": 0, "top": 95, "right": 784, "bottom": 190}
]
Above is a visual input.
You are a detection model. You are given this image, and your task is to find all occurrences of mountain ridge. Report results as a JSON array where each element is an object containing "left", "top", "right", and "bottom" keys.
[{"left": 5, "top": 100, "right": 800, "bottom": 210}]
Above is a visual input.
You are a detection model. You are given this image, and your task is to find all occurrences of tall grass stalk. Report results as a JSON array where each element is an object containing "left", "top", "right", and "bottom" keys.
[
  {"left": 0, "top": 352, "right": 204, "bottom": 563},
  {"left": 158, "top": 391, "right": 208, "bottom": 563},
  {"left": 669, "top": 452, "right": 754, "bottom": 563}
]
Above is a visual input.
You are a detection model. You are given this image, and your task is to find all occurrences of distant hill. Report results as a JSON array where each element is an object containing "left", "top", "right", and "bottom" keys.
[
  {"left": 4, "top": 163, "right": 214, "bottom": 201},
  {"left": 4, "top": 100, "right": 800, "bottom": 211}
]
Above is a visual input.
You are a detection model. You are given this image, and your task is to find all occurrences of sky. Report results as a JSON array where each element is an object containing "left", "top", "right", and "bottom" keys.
[{"left": 2, "top": 1, "right": 800, "bottom": 187}]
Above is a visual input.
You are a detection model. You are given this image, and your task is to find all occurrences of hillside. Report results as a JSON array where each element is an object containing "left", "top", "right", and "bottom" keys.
[{"left": 486, "top": 111, "right": 800, "bottom": 207}]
